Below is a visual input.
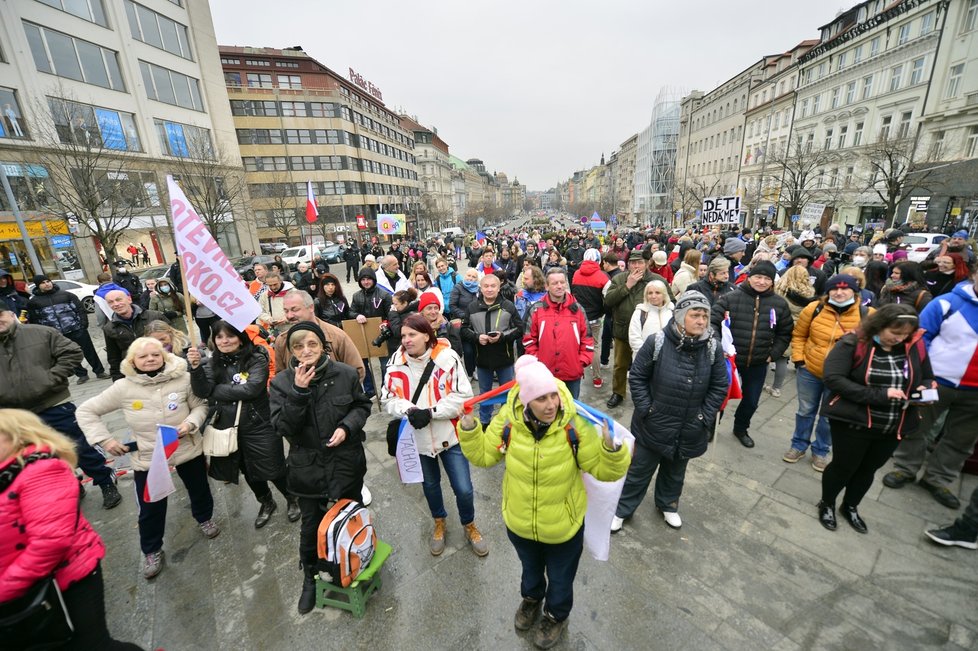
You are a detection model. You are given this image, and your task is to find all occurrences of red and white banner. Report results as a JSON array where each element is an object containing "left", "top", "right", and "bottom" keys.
[
  {"left": 305, "top": 181, "right": 318, "bottom": 224},
  {"left": 168, "top": 175, "right": 260, "bottom": 332}
]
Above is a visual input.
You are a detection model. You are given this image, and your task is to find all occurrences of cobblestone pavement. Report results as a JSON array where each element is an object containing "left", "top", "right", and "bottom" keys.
[{"left": 68, "top": 263, "right": 977, "bottom": 651}]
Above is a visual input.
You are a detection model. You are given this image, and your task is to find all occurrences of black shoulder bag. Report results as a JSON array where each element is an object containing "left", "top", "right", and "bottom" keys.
[{"left": 386, "top": 360, "right": 436, "bottom": 456}]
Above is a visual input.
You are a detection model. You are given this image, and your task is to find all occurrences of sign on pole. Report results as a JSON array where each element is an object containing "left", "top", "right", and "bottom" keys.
[
  {"left": 168, "top": 176, "right": 260, "bottom": 332},
  {"left": 799, "top": 203, "right": 826, "bottom": 225},
  {"left": 356, "top": 214, "right": 367, "bottom": 230},
  {"left": 701, "top": 196, "right": 741, "bottom": 226},
  {"left": 377, "top": 213, "right": 405, "bottom": 235}
]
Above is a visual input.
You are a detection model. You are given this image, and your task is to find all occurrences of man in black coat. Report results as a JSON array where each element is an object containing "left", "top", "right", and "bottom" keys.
[
  {"left": 101, "top": 289, "right": 168, "bottom": 380},
  {"left": 711, "top": 261, "right": 793, "bottom": 448},
  {"left": 687, "top": 257, "right": 736, "bottom": 306},
  {"left": 349, "top": 267, "right": 392, "bottom": 396},
  {"left": 28, "top": 275, "right": 108, "bottom": 383},
  {"left": 112, "top": 260, "right": 142, "bottom": 297}
]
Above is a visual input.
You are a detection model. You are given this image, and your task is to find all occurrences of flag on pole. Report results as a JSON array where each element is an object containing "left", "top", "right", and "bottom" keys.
[
  {"left": 305, "top": 181, "right": 319, "bottom": 224},
  {"left": 144, "top": 425, "right": 179, "bottom": 503},
  {"left": 475, "top": 231, "right": 487, "bottom": 245}
]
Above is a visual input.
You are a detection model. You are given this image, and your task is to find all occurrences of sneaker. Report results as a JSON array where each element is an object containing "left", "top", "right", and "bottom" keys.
[
  {"left": 464, "top": 522, "right": 489, "bottom": 557},
  {"left": 770, "top": 387, "right": 782, "bottom": 398},
  {"left": 763, "top": 384, "right": 772, "bottom": 395},
  {"left": 882, "top": 470, "right": 916, "bottom": 489},
  {"left": 924, "top": 522, "right": 978, "bottom": 549},
  {"left": 534, "top": 613, "right": 568, "bottom": 649},
  {"left": 514, "top": 598, "right": 542, "bottom": 631},
  {"left": 610, "top": 516, "right": 624, "bottom": 533},
  {"left": 811, "top": 455, "right": 828, "bottom": 473},
  {"left": 661, "top": 511, "right": 682, "bottom": 529},
  {"left": 100, "top": 482, "right": 122, "bottom": 509},
  {"left": 76, "top": 375, "right": 89, "bottom": 385},
  {"left": 600, "top": 362, "right": 610, "bottom": 369},
  {"left": 199, "top": 519, "right": 221, "bottom": 539},
  {"left": 782, "top": 448, "right": 805, "bottom": 463},
  {"left": 143, "top": 550, "right": 165, "bottom": 579},
  {"left": 919, "top": 480, "right": 961, "bottom": 509},
  {"left": 592, "top": 377, "right": 603, "bottom": 388},
  {"left": 361, "top": 485, "right": 373, "bottom": 506},
  {"left": 430, "top": 517, "right": 446, "bottom": 556}
]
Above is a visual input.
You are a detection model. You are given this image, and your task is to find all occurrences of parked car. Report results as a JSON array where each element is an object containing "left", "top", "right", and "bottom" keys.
[
  {"left": 904, "top": 233, "right": 948, "bottom": 262},
  {"left": 281, "top": 245, "right": 338, "bottom": 269},
  {"left": 260, "top": 241, "right": 287, "bottom": 254},
  {"left": 139, "top": 264, "right": 170, "bottom": 282},
  {"left": 321, "top": 241, "right": 342, "bottom": 264},
  {"left": 231, "top": 254, "right": 277, "bottom": 279},
  {"left": 27, "top": 279, "right": 98, "bottom": 314}
]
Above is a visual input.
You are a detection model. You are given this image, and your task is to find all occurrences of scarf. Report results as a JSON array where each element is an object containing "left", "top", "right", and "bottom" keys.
[
  {"left": 290, "top": 353, "right": 331, "bottom": 383},
  {"left": 880, "top": 278, "right": 919, "bottom": 301}
]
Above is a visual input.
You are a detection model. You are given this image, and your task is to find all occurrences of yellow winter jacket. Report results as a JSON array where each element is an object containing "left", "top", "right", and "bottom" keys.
[
  {"left": 457, "top": 381, "right": 630, "bottom": 544},
  {"left": 791, "top": 299, "right": 873, "bottom": 379}
]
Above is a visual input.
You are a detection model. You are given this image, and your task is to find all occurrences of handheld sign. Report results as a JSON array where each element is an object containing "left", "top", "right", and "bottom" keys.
[{"left": 701, "top": 196, "right": 741, "bottom": 226}]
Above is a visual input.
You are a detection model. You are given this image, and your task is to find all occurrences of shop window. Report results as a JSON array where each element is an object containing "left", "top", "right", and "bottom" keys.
[{"left": 49, "top": 98, "right": 141, "bottom": 151}]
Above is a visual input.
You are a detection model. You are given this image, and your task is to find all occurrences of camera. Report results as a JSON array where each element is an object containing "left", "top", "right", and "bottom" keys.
[{"left": 372, "top": 323, "right": 393, "bottom": 347}]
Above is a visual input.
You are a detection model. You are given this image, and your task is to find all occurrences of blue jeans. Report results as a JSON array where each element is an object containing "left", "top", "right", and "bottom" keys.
[
  {"left": 564, "top": 379, "right": 581, "bottom": 400},
  {"left": 790, "top": 366, "right": 832, "bottom": 457},
  {"left": 38, "top": 403, "right": 113, "bottom": 487},
  {"left": 477, "top": 365, "right": 515, "bottom": 423},
  {"left": 419, "top": 445, "right": 475, "bottom": 525},
  {"left": 507, "top": 524, "right": 584, "bottom": 622}
]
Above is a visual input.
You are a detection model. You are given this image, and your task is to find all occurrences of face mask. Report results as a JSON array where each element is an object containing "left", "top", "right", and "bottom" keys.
[
  {"left": 872, "top": 335, "right": 881, "bottom": 345},
  {"left": 828, "top": 297, "right": 855, "bottom": 308},
  {"left": 852, "top": 256, "right": 867, "bottom": 266},
  {"left": 159, "top": 286, "right": 171, "bottom": 294}
]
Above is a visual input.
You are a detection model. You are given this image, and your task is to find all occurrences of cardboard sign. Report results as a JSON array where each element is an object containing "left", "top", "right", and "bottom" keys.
[
  {"left": 702, "top": 196, "right": 741, "bottom": 226},
  {"left": 341, "top": 317, "right": 389, "bottom": 358}
]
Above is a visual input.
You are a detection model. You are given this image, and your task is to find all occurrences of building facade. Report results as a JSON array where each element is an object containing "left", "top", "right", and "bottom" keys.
[
  {"left": 614, "top": 133, "right": 637, "bottom": 222},
  {"left": 0, "top": 0, "right": 254, "bottom": 282},
  {"left": 400, "top": 115, "right": 454, "bottom": 234}
]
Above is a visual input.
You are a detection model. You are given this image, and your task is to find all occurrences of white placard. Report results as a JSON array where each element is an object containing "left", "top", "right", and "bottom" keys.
[
  {"left": 394, "top": 420, "right": 423, "bottom": 484},
  {"left": 799, "top": 202, "right": 826, "bottom": 225},
  {"left": 168, "top": 176, "right": 260, "bottom": 332},
  {"left": 702, "top": 196, "right": 741, "bottom": 226}
]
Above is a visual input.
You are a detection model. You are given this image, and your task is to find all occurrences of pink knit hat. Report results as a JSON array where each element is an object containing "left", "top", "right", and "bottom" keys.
[{"left": 515, "top": 355, "right": 559, "bottom": 404}]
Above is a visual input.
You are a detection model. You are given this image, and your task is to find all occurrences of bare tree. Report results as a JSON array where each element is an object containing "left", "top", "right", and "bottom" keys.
[
  {"left": 252, "top": 172, "right": 301, "bottom": 244},
  {"left": 770, "top": 140, "right": 834, "bottom": 225},
  {"left": 860, "top": 132, "right": 940, "bottom": 228},
  {"left": 30, "top": 96, "right": 151, "bottom": 260}
]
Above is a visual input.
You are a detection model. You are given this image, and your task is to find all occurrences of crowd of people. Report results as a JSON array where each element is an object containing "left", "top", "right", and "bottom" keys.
[{"left": 1, "top": 218, "right": 977, "bottom": 649}]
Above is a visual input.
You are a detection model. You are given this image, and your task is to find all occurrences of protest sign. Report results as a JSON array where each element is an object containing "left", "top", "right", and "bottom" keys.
[{"left": 701, "top": 196, "right": 741, "bottom": 226}]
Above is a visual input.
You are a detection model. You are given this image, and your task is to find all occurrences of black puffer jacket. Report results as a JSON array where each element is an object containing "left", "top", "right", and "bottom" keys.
[
  {"left": 27, "top": 287, "right": 87, "bottom": 334},
  {"left": 316, "top": 295, "right": 349, "bottom": 327},
  {"left": 687, "top": 278, "right": 735, "bottom": 306},
  {"left": 103, "top": 306, "right": 167, "bottom": 380},
  {"left": 711, "top": 283, "right": 793, "bottom": 369},
  {"left": 269, "top": 359, "right": 371, "bottom": 500},
  {"left": 461, "top": 296, "right": 523, "bottom": 370},
  {"left": 349, "top": 267, "right": 391, "bottom": 320},
  {"left": 190, "top": 345, "right": 284, "bottom": 483},
  {"left": 629, "top": 323, "right": 728, "bottom": 460}
]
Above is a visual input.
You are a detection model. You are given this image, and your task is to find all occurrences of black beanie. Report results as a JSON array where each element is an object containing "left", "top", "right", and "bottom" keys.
[
  {"left": 748, "top": 260, "right": 777, "bottom": 281},
  {"left": 33, "top": 274, "right": 51, "bottom": 285},
  {"left": 287, "top": 320, "right": 327, "bottom": 350}
]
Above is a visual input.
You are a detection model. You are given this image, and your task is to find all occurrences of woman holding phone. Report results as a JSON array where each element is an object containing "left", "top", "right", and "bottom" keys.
[{"left": 817, "top": 304, "right": 935, "bottom": 533}]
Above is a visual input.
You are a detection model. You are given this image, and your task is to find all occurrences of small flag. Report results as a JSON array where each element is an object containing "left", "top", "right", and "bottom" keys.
[
  {"left": 475, "top": 231, "right": 487, "bottom": 245},
  {"left": 143, "top": 425, "right": 178, "bottom": 503},
  {"left": 305, "top": 181, "right": 318, "bottom": 224}
]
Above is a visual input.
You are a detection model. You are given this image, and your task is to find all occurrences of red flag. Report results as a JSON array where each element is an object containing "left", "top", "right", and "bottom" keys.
[{"left": 305, "top": 181, "right": 318, "bottom": 224}]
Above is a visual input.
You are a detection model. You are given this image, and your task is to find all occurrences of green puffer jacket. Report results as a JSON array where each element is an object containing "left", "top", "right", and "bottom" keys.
[{"left": 457, "top": 381, "right": 630, "bottom": 544}]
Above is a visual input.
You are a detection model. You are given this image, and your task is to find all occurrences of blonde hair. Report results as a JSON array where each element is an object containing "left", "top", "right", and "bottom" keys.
[
  {"left": 145, "top": 320, "right": 189, "bottom": 352},
  {"left": 644, "top": 279, "right": 670, "bottom": 304},
  {"left": 775, "top": 265, "right": 815, "bottom": 297},
  {"left": 0, "top": 409, "right": 78, "bottom": 467},
  {"left": 124, "top": 336, "right": 167, "bottom": 368},
  {"left": 841, "top": 265, "right": 866, "bottom": 289}
]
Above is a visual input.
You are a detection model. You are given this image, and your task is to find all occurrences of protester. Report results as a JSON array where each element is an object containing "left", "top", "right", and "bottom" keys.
[
  {"left": 627, "top": 279, "right": 674, "bottom": 358},
  {"left": 112, "top": 260, "right": 141, "bottom": 297},
  {"left": 0, "top": 269, "right": 29, "bottom": 314},
  {"left": 349, "top": 267, "right": 393, "bottom": 395},
  {"left": 671, "top": 248, "right": 701, "bottom": 296},
  {"left": 273, "top": 290, "right": 365, "bottom": 383},
  {"left": 315, "top": 273, "right": 349, "bottom": 327},
  {"left": 926, "top": 483, "right": 978, "bottom": 549},
  {"left": 269, "top": 322, "right": 371, "bottom": 614},
  {"left": 148, "top": 278, "right": 187, "bottom": 334},
  {"left": 77, "top": 337, "right": 214, "bottom": 579},
  {"left": 0, "top": 409, "right": 143, "bottom": 649},
  {"left": 433, "top": 258, "right": 459, "bottom": 313},
  {"left": 419, "top": 291, "right": 463, "bottom": 357},
  {"left": 377, "top": 254, "right": 411, "bottom": 295},
  {"left": 344, "top": 240, "right": 362, "bottom": 282},
  {"left": 257, "top": 272, "right": 294, "bottom": 338},
  {"left": 189, "top": 321, "right": 298, "bottom": 529},
  {"left": 102, "top": 289, "right": 167, "bottom": 381},
  {"left": 818, "top": 305, "right": 934, "bottom": 533},
  {"left": 613, "top": 290, "right": 727, "bottom": 532},
  {"left": 687, "top": 256, "right": 734, "bottom": 305},
  {"left": 571, "top": 249, "right": 610, "bottom": 388},
  {"left": 457, "top": 355, "right": 629, "bottom": 648},
  {"left": 770, "top": 265, "right": 816, "bottom": 397},
  {"left": 647, "top": 250, "right": 674, "bottom": 284},
  {"left": 923, "top": 253, "right": 968, "bottom": 298},
  {"left": 449, "top": 267, "right": 481, "bottom": 376},
  {"left": 878, "top": 261, "right": 932, "bottom": 313}
]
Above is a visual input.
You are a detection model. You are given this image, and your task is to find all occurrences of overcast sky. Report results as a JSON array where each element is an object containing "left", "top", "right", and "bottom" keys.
[{"left": 210, "top": 0, "right": 849, "bottom": 191}]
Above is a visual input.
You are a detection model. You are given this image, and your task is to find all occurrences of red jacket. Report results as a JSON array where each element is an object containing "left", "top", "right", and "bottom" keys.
[
  {"left": 0, "top": 447, "right": 105, "bottom": 601},
  {"left": 648, "top": 263, "right": 674, "bottom": 283},
  {"left": 522, "top": 293, "right": 594, "bottom": 381}
]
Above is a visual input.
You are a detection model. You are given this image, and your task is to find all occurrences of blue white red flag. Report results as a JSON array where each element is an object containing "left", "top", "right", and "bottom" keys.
[{"left": 144, "top": 425, "right": 178, "bottom": 503}]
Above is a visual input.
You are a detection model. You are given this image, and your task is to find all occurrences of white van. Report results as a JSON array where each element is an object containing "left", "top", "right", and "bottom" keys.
[
  {"left": 281, "top": 245, "right": 321, "bottom": 269},
  {"left": 442, "top": 227, "right": 463, "bottom": 238}
]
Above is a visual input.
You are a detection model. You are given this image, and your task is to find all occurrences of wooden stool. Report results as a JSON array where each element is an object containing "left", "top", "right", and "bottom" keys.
[{"left": 315, "top": 540, "right": 392, "bottom": 618}]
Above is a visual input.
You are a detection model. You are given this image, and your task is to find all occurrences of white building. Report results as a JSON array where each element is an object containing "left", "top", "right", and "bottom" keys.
[
  {"left": 0, "top": 0, "right": 255, "bottom": 282},
  {"left": 633, "top": 89, "right": 681, "bottom": 226}
]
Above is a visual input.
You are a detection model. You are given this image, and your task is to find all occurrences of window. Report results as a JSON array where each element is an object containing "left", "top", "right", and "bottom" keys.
[
  {"left": 880, "top": 115, "right": 892, "bottom": 140},
  {"left": 812, "top": 94, "right": 821, "bottom": 114},
  {"left": 838, "top": 125, "right": 848, "bottom": 149},
  {"left": 862, "top": 75, "right": 873, "bottom": 99},
  {"left": 967, "top": 126, "right": 978, "bottom": 158},
  {"left": 929, "top": 130, "right": 946, "bottom": 159},
  {"left": 277, "top": 74, "right": 301, "bottom": 89},
  {"left": 155, "top": 119, "right": 212, "bottom": 158},
  {"left": 853, "top": 45, "right": 863, "bottom": 63},
  {"left": 280, "top": 101, "right": 306, "bottom": 117},
  {"left": 246, "top": 73, "right": 273, "bottom": 88},
  {"left": 829, "top": 168, "right": 839, "bottom": 187},
  {"left": 245, "top": 59, "right": 270, "bottom": 67},
  {"left": 898, "top": 23, "right": 911, "bottom": 45},
  {"left": 229, "top": 100, "right": 277, "bottom": 116},
  {"left": 831, "top": 87, "right": 840, "bottom": 109},
  {"left": 946, "top": 64, "right": 965, "bottom": 98},
  {"left": 870, "top": 37, "right": 880, "bottom": 57},
  {"left": 139, "top": 61, "right": 203, "bottom": 110},
  {"left": 224, "top": 72, "right": 241, "bottom": 86},
  {"left": 0, "top": 87, "right": 29, "bottom": 140},
  {"left": 824, "top": 129, "right": 834, "bottom": 150},
  {"left": 49, "top": 98, "right": 141, "bottom": 151},
  {"left": 853, "top": 122, "right": 864, "bottom": 146},
  {"left": 910, "top": 57, "right": 926, "bottom": 85},
  {"left": 837, "top": 52, "right": 847, "bottom": 71},
  {"left": 817, "top": 63, "right": 825, "bottom": 78},
  {"left": 898, "top": 111, "right": 912, "bottom": 138},
  {"left": 220, "top": 57, "right": 239, "bottom": 65},
  {"left": 805, "top": 132, "right": 814, "bottom": 152},
  {"left": 23, "top": 22, "right": 125, "bottom": 90},
  {"left": 37, "top": 0, "right": 107, "bottom": 25},
  {"left": 124, "top": 1, "right": 192, "bottom": 59},
  {"left": 920, "top": 11, "right": 934, "bottom": 35},
  {"left": 846, "top": 81, "right": 856, "bottom": 104},
  {"left": 276, "top": 61, "right": 299, "bottom": 68},
  {"left": 805, "top": 68, "right": 813, "bottom": 84},
  {"left": 889, "top": 65, "right": 903, "bottom": 92},
  {"left": 965, "top": 0, "right": 978, "bottom": 33},
  {"left": 844, "top": 166, "right": 854, "bottom": 186}
]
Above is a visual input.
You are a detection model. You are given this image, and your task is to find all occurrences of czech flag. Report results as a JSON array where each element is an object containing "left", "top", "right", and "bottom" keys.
[
  {"left": 144, "top": 425, "right": 178, "bottom": 503},
  {"left": 305, "top": 181, "right": 319, "bottom": 224},
  {"left": 476, "top": 231, "right": 487, "bottom": 245}
]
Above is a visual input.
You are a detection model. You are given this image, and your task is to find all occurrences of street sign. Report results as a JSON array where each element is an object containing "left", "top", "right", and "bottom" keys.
[
  {"left": 701, "top": 196, "right": 741, "bottom": 226},
  {"left": 791, "top": 214, "right": 800, "bottom": 223},
  {"left": 356, "top": 214, "right": 367, "bottom": 230},
  {"left": 768, "top": 205, "right": 775, "bottom": 217},
  {"left": 579, "top": 216, "right": 587, "bottom": 225}
]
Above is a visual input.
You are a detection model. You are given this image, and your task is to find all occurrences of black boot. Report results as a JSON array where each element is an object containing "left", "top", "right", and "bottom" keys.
[
  {"left": 287, "top": 496, "right": 301, "bottom": 523},
  {"left": 254, "top": 497, "right": 277, "bottom": 529},
  {"left": 298, "top": 567, "right": 317, "bottom": 614}
]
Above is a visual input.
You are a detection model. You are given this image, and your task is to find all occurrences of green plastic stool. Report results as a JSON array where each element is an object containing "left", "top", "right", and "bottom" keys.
[{"left": 315, "top": 540, "right": 392, "bottom": 618}]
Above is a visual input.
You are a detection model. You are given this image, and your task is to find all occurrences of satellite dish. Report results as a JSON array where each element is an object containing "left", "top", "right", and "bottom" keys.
[{"left": 477, "top": 218, "right": 486, "bottom": 228}]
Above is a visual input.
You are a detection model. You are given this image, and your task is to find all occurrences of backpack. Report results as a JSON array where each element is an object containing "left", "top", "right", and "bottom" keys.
[
  {"left": 316, "top": 498, "right": 377, "bottom": 587},
  {"left": 500, "top": 421, "right": 580, "bottom": 468}
]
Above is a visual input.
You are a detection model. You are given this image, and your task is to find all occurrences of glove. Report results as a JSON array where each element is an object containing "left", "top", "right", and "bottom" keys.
[
  {"left": 794, "top": 360, "right": 805, "bottom": 369},
  {"left": 407, "top": 407, "right": 432, "bottom": 429},
  {"left": 164, "top": 310, "right": 179, "bottom": 319}
]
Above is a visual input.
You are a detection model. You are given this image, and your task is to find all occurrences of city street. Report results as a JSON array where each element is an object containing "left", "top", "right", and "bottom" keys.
[{"left": 68, "top": 262, "right": 978, "bottom": 651}]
